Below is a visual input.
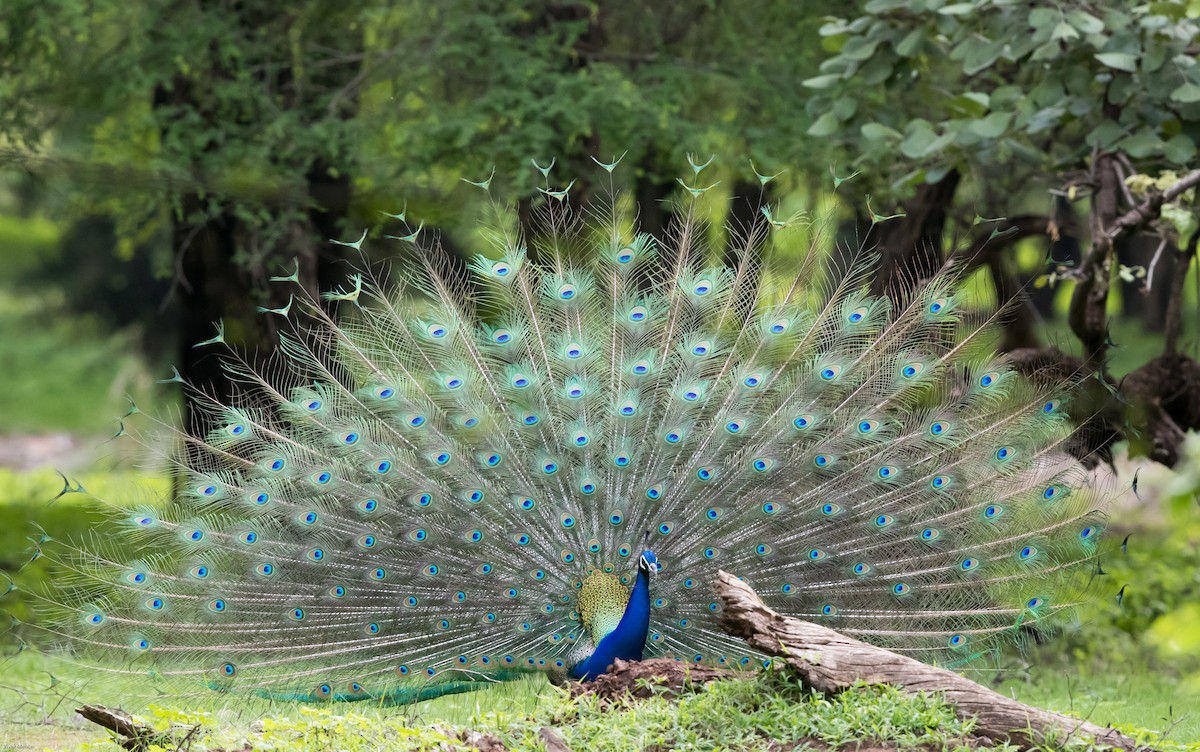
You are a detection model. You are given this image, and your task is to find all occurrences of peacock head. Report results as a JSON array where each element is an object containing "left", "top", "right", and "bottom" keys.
[{"left": 639, "top": 550, "right": 658, "bottom": 575}]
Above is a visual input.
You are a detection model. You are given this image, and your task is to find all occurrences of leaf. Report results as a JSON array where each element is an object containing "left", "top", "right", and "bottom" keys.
[
  {"left": 1170, "top": 83, "right": 1200, "bottom": 103},
  {"left": 970, "top": 111, "right": 1013, "bottom": 139},
  {"left": 1164, "top": 134, "right": 1197, "bottom": 165},
  {"left": 1095, "top": 52, "right": 1138, "bottom": 72},
  {"left": 802, "top": 74, "right": 843, "bottom": 90},
  {"left": 939, "top": 3, "right": 976, "bottom": 15},
  {"left": 1089, "top": 120, "right": 1123, "bottom": 148},
  {"left": 899, "top": 121, "right": 937, "bottom": 159},
  {"left": 1118, "top": 128, "right": 1162, "bottom": 159},
  {"left": 1028, "top": 8, "right": 1057, "bottom": 29},
  {"left": 895, "top": 28, "right": 925, "bottom": 58},
  {"left": 807, "top": 112, "right": 840, "bottom": 138},
  {"left": 1066, "top": 10, "right": 1105, "bottom": 35},
  {"left": 841, "top": 37, "right": 881, "bottom": 61},
  {"left": 1051, "top": 22, "right": 1080, "bottom": 42},
  {"left": 861, "top": 123, "right": 902, "bottom": 141}
]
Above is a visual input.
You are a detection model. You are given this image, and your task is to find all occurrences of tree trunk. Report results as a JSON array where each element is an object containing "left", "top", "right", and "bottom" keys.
[{"left": 869, "top": 170, "right": 961, "bottom": 298}]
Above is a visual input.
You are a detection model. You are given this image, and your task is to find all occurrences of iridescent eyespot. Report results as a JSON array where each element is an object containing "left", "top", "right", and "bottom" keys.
[
  {"left": 609, "top": 512, "right": 623, "bottom": 524},
  {"left": 221, "top": 663, "right": 236, "bottom": 677},
  {"left": 1043, "top": 400, "right": 1060, "bottom": 414},
  {"left": 691, "top": 341, "right": 711, "bottom": 356},
  {"left": 560, "top": 515, "right": 576, "bottom": 528},
  {"left": 948, "top": 634, "right": 966, "bottom": 647},
  {"left": 814, "top": 454, "right": 832, "bottom": 468},
  {"left": 658, "top": 522, "right": 672, "bottom": 534},
  {"left": 848, "top": 306, "right": 868, "bottom": 323},
  {"left": 514, "top": 534, "right": 531, "bottom": 545},
  {"left": 631, "top": 360, "right": 651, "bottom": 375},
  {"left": 920, "top": 528, "right": 940, "bottom": 541},
  {"left": 1018, "top": 546, "right": 1037, "bottom": 560},
  {"left": 617, "top": 250, "right": 634, "bottom": 263},
  {"left": 931, "top": 475, "right": 950, "bottom": 489},
  {"left": 858, "top": 420, "right": 879, "bottom": 434},
  {"left": 581, "top": 481, "right": 596, "bottom": 494},
  {"left": 1027, "top": 597, "right": 1044, "bottom": 609},
  {"left": 307, "top": 548, "right": 325, "bottom": 561},
  {"left": 769, "top": 319, "right": 789, "bottom": 334},
  {"left": 762, "top": 502, "right": 778, "bottom": 515},
  {"left": 980, "top": 372, "right": 998, "bottom": 387},
  {"left": 522, "top": 413, "right": 539, "bottom": 425},
  {"left": 694, "top": 280, "right": 712, "bottom": 295},
  {"left": 240, "top": 531, "right": 258, "bottom": 544},
  {"left": 752, "top": 458, "right": 772, "bottom": 472},
  {"left": 330, "top": 585, "right": 346, "bottom": 597},
  {"left": 696, "top": 467, "right": 714, "bottom": 481},
  {"left": 572, "top": 432, "right": 589, "bottom": 446},
  {"left": 519, "top": 497, "right": 535, "bottom": 510},
  {"left": 426, "top": 323, "right": 448, "bottom": 338},
  {"left": 289, "top": 608, "right": 305, "bottom": 621},
  {"left": 930, "top": 298, "right": 947, "bottom": 314},
  {"left": 558, "top": 284, "right": 577, "bottom": 300},
  {"left": 1079, "top": 526, "right": 1097, "bottom": 540},
  {"left": 145, "top": 597, "right": 165, "bottom": 611},
  {"left": 312, "top": 471, "right": 332, "bottom": 485},
  {"left": 820, "top": 604, "right": 837, "bottom": 616},
  {"left": 960, "top": 558, "right": 979, "bottom": 571},
  {"left": 190, "top": 565, "right": 209, "bottom": 579},
  {"left": 432, "top": 454, "right": 449, "bottom": 466},
  {"left": 646, "top": 485, "right": 662, "bottom": 500},
  {"left": 444, "top": 376, "right": 463, "bottom": 389},
  {"left": 725, "top": 421, "right": 742, "bottom": 434},
  {"left": 269, "top": 459, "right": 286, "bottom": 471},
  {"left": 984, "top": 504, "right": 1003, "bottom": 519},
  {"left": 706, "top": 508, "right": 722, "bottom": 520},
  {"left": 542, "top": 461, "right": 558, "bottom": 474},
  {"left": 807, "top": 548, "right": 827, "bottom": 561},
  {"left": 793, "top": 414, "right": 813, "bottom": 429},
  {"left": 703, "top": 547, "right": 718, "bottom": 559},
  {"left": 340, "top": 432, "right": 359, "bottom": 445},
  {"left": 878, "top": 466, "right": 897, "bottom": 479},
  {"left": 780, "top": 583, "right": 794, "bottom": 594},
  {"left": 665, "top": 430, "right": 682, "bottom": 444},
  {"left": 357, "top": 534, "right": 377, "bottom": 549},
  {"left": 358, "top": 498, "right": 378, "bottom": 513},
  {"left": 929, "top": 422, "right": 946, "bottom": 435},
  {"left": 374, "top": 386, "right": 395, "bottom": 399},
  {"left": 628, "top": 306, "right": 648, "bottom": 322},
  {"left": 892, "top": 583, "right": 911, "bottom": 596},
  {"left": 493, "top": 329, "right": 512, "bottom": 344},
  {"left": 743, "top": 374, "right": 762, "bottom": 387},
  {"left": 819, "top": 366, "right": 840, "bottom": 380},
  {"left": 755, "top": 544, "right": 771, "bottom": 556},
  {"left": 614, "top": 454, "right": 630, "bottom": 467},
  {"left": 875, "top": 515, "right": 894, "bottom": 528},
  {"left": 852, "top": 562, "right": 872, "bottom": 575},
  {"left": 512, "top": 375, "right": 530, "bottom": 388},
  {"left": 304, "top": 399, "right": 322, "bottom": 411},
  {"left": 410, "top": 529, "right": 427, "bottom": 541},
  {"left": 995, "top": 446, "right": 1012, "bottom": 460},
  {"left": 492, "top": 262, "right": 511, "bottom": 276},
  {"left": 821, "top": 503, "right": 841, "bottom": 516},
  {"left": 901, "top": 363, "right": 922, "bottom": 378},
  {"left": 566, "top": 344, "right": 583, "bottom": 358}
]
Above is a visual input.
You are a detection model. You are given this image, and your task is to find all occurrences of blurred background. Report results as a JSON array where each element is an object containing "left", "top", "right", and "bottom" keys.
[{"left": 1, "top": 0, "right": 1199, "bottom": 740}]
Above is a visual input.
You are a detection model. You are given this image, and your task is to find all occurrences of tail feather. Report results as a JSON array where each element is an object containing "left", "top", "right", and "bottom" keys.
[{"left": 29, "top": 167, "right": 1110, "bottom": 701}]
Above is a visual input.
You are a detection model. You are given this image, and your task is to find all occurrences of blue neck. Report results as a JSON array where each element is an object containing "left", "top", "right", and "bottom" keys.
[{"left": 568, "top": 566, "right": 652, "bottom": 681}]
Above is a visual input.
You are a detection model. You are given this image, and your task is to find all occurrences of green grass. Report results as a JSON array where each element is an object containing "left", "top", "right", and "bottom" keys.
[
  {"left": 2, "top": 650, "right": 1198, "bottom": 752},
  {"left": 0, "top": 291, "right": 166, "bottom": 434}
]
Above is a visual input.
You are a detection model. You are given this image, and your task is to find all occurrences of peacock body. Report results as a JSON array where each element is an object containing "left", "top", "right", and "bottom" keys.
[{"left": 35, "top": 165, "right": 1107, "bottom": 702}]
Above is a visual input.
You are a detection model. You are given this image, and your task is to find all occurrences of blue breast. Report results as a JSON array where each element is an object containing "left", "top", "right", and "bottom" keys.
[{"left": 568, "top": 565, "right": 652, "bottom": 681}]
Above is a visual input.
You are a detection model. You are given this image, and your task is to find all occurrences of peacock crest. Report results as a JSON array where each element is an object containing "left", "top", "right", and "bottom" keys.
[{"left": 33, "top": 161, "right": 1107, "bottom": 701}]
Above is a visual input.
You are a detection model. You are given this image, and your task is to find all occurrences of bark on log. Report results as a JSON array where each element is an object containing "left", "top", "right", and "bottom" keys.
[
  {"left": 572, "top": 657, "right": 738, "bottom": 702},
  {"left": 715, "top": 571, "right": 1142, "bottom": 752},
  {"left": 75, "top": 705, "right": 171, "bottom": 752}
]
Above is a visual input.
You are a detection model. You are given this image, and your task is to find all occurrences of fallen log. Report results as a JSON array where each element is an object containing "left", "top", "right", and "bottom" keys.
[{"left": 716, "top": 571, "right": 1142, "bottom": 751}]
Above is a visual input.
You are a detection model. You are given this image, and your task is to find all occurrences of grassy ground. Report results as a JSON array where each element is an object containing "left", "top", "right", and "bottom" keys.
[{"left": 1, "top": 650, "right": 1197, "bottom": 751}]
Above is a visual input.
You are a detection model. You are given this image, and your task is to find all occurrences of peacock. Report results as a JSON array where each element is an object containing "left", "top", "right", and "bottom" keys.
[{"left": 29, "top": 160, "right": 1109, "bottom": 704}]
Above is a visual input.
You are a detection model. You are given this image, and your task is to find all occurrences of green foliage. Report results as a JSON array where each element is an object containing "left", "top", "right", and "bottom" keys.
[
  {"left": 0, "top": 291, "right": 165, "bottom": 433},
  {"left": 806, "top": 0, "right": 1200, "bottom": 196}
]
